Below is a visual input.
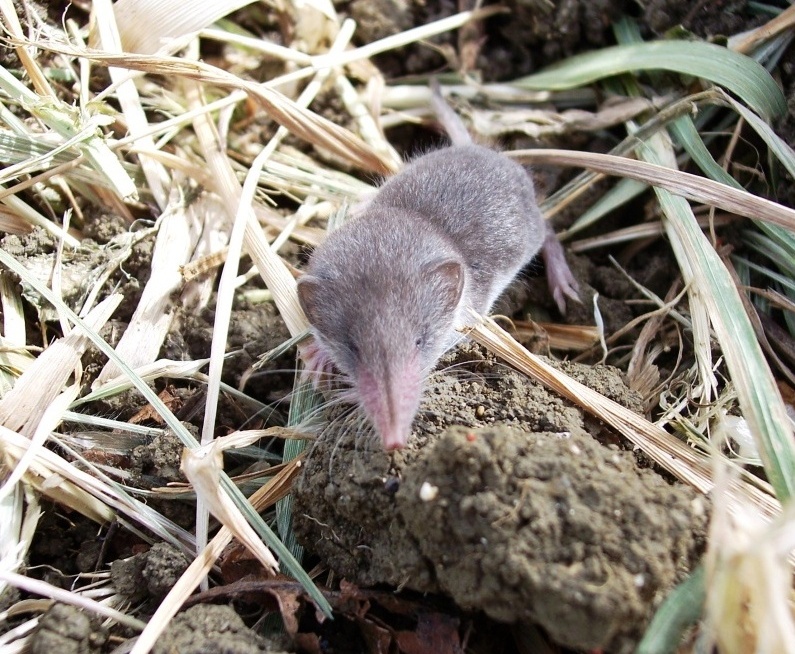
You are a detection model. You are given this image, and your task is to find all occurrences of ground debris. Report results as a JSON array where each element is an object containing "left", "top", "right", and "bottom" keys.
[
  {"left": 294, "top": 351, "right": 707, "bottom": 653},
  {"left": 29, "top": 603, "right": 107, "bottom": 654}
]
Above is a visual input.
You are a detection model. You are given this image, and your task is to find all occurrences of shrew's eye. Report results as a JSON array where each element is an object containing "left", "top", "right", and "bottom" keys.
[
  {"left": 415, "top": 331, "right": 429, "bottom": 350},
  {"left": 345, "top": 340, "right": 360, "bottom": 360}
]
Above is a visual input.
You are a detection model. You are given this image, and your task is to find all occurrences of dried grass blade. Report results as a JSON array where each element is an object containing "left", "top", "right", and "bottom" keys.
[
  {"left": 570, "top": 214, "right": 734, "bottom": 253},
  {"left": 466, "top": 315, "right": 781, "bottom": 518},
  {"left": 1, "top": 426, "right": 115, "bottom": 524},
  {"left": 0, "top": 385, "right": 77, "bottom": 502},
  {"left": 4, "top": 426, "right": 194, "bottom": 549},
  {"left": 17, "top": 39, "right": 395, "bottom": 175},
  {"left": 184, "top": 68, "right": 282, "bottom": 566},
  {"left": 92, "top": 0, "right": 171, "bottom": 208},
  {"left": 0, "top": 130, "right": 86, "bottom": 185},
  {"left": 80, "top": 358, "right": 210, "bottom": 403},
  {"left": 730, "top": 4, "right": 795, "bottom": 53},
  {"left": 142, "top": 79, "right": 324, "bottom": 602},
  {"left": 0, "top": 212, "right": 35, "bottom": 238},
  {"left": 189, "top": 15, "right": 353, "bottom": 541},
  {"left": 179, "top": 192, "right": 233, "bottom": 310},
  {"left": 467, "top": 97, "right": 659, "bottom": 139},
  {"left": 335, "top": 73, "right": 401, "bottom": 169},
  {"left": 309, "top": 6, "right": 504, "bottom": 71},
  {"left": 111, "top": 0, "right": 256, "bottom": 54},
  {"left": 232, "top": 19, "right": 354, "bottom": 563},
  {"left": 200, "top": 27, "right": 313, "bottom": 65},
  {"left": 128, "top": 526, "right": 232, "bottom": 654},
  {"left": 186, "top": 83, "right": 307, "bottom": 339},
  {"left": 0, "top": 486, "right": 40, "bottom": 603},
  {"left": 0, "top": 0, "right": 55, "bottom": 97},
  {"left": 0, "top": 570, "right": 146, "bottom": 631},
  {"left": 0, "top": 273, "right": 32, "bottom": 390},
  {"left": 181, "top": 442, "right": 278, "bottom": 574},
  {"left": 95, "top": 192, "right": 204, "bottom": 385},
  {"left": 0, "top": 187, "right": 80, "bottom": 247},
  {"left": 0, "top": 63, "right": 137, "bottom": 202},
  {"left": 509, "top": 149, "right": 795, "bottom": 231},
  {"left": 0, "top": 616, "right": 38, "bottom": 649},
  {"left": 0, "top": 132, "right": 330, "bottom": 620},
  {"left": 704, "top": 465, "right": 795, "bottom": 653},
  {"left": 0, "top": 294, "right": 121, "bottom": 435}
]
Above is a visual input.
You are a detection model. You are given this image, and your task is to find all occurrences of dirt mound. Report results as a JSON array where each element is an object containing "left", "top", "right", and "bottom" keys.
[{"left": 294, "top": 346, "right": 707, "bottom": 652}]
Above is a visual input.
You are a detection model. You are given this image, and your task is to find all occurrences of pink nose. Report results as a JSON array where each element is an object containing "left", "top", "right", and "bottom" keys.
[
  {"left": 356, "top": 362, "right": 421, "bottom": 452},
  {"left": 381, "top": 428, "right": 409, "bottom": 451}
]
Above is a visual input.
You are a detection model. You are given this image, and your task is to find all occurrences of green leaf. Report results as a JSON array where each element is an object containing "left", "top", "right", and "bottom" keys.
[
  {"left": 638, "top": 565, "right": 706, "bottom": 654},
  {"left": 514, "top": 41, "right": 786, "bottom": 122},
  {"left": 743, "top": 230, "right": 795, "bottom": 278},
  {"left": 563, "top": 177, "right": 647, "bottom": 237},
  {"left": 668, "top": 115, "right": 742, "bottom": 190},
  {"left": 277, "top": 375, "right": 321, "bottom": 562},
  {"left": 733, "top": 256, "right": 795, "bottom": 295},
  {"left": 720, "top": 91, "right": 795, "bottom": 180}
]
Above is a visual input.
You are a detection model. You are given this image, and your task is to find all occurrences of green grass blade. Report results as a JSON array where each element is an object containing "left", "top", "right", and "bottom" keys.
[
  {"left": 668, "top": 115, "right": 742, "bottom": 189},
  {"left": 667, "top": 111, "right": 795, "bottom": 307},
  {"left": 639, "top": 138, "right": 795, "bottom": 502},
  {"left": 564, "top": 177, "right": 647, "bottom": 236},
  {"left": 743, "top": 230, "right": 795, "bottom": 278},
  {"left": 720, "top": 91, "right": 795, "bottom": 180},
  {"left": 756, "top": 221, "right": 795, "bottom": 261},
  {"left": 514, "top": 41, "right": 786, "bottom": 121},
  {"left": 732, "top": 255, "right": 795, "bottom": 336},
  {"left": 637, "top": 565, "right": 706, "bottom": 654},
  {"left": 546, "top": 90, "right": 728, "bottom": 238},
  {"left": 733, "top": 256, "right": 795, "bottom": 295},
  {"left": 0, "top": 66, "right": 138, "bottom": 201},
  {"left": 276, "top": 374, "right": 321, "bottom": 561}
]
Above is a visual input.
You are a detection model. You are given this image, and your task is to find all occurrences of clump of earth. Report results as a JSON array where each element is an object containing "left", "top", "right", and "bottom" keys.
[
  {"left": 111, "top": 542, "right": 191, "bottom": 605},
  {"left": 293, "top": 343, "right": 708, "bottom": 653},
  {"left": 151, "top": 604, "right": 287, "bottom": 654},
  {"left": 28, "top": 603, "right": 107, "bottom": 654}
]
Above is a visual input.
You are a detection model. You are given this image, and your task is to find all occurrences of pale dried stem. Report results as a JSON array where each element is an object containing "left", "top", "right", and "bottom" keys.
[
  {"left": 466, "top": 315, "right": 781, "bottom": 519},
  {"left": 509, "top": 149, "right": 795, "bottom": 230}
]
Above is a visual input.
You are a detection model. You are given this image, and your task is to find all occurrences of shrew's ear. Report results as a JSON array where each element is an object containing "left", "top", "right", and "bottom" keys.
[
  {"left": 297, "top": 275, "right": 325, "bottom": 327},
  {"left": 427, "top": 259, "right": 464, "bottom": 314}
]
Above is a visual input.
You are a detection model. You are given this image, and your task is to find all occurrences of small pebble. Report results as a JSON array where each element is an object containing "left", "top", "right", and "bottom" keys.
[{"left": 419, "top": 482, "right": 439, "bottom": 501}]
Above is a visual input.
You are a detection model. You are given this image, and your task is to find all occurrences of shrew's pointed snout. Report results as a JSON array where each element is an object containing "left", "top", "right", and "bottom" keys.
[
  {"left": 356, "top": 359, "right": 422, "bottom": 451},
  {"left": 381, "top": 426, "right": 410, "bottom": 451}
]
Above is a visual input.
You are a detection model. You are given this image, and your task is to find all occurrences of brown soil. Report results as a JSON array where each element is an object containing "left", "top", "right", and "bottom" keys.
[
  {"left": 111, "top": 542, "right": 191, "bottom": 604},
  {"left": 150, "top": 604, "right": 283, "bottom": 654},
  {"left": 28, "top": 603, "right": 108, "bottom": 654},
  {"left": 293, "top": 344, "right": 707, "bottom": 653}
]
